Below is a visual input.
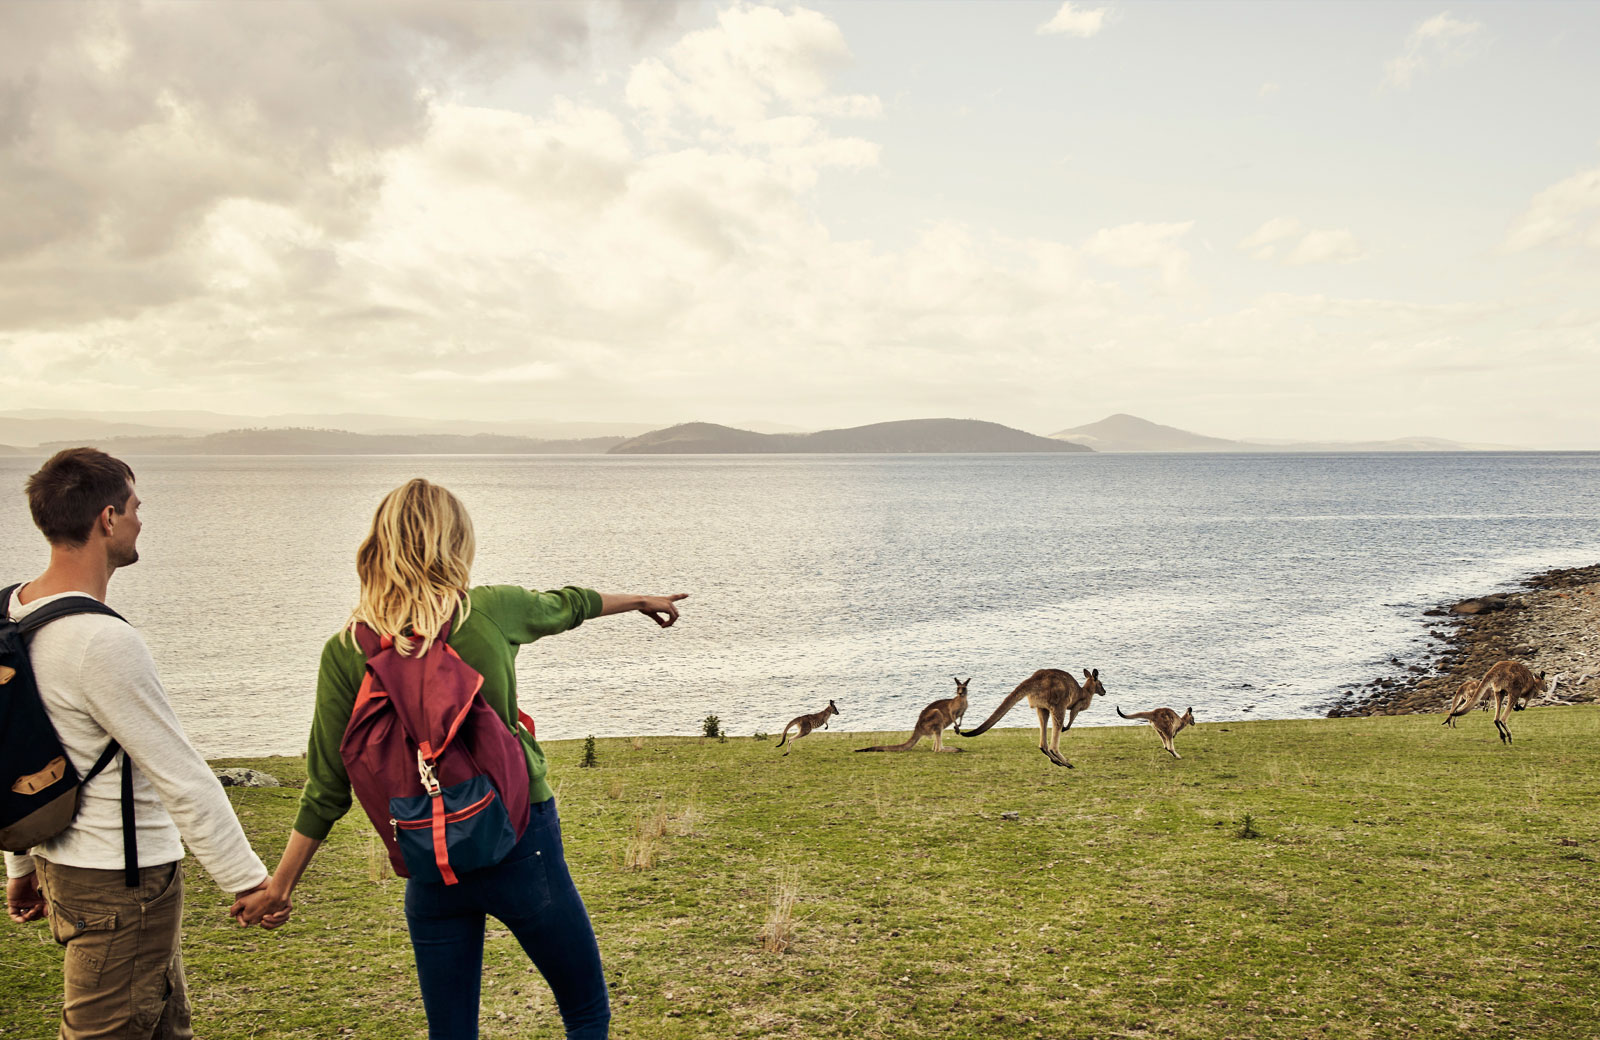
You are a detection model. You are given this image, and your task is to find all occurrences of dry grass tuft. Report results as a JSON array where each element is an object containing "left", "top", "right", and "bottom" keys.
[
  {"left": 759, "top": 867, "right": 802, "bottom": 954},
  {"left": 631, "top": 736, "right": 646, "bottom": 751},
  {"left": 606, "top": 777, "right": 624, "bottom": 800},
  {"left": 623, "top": 797, "right": 670, "bottom": 870},
  {"left": 366, "top": 829, "right": 388, "bottom": 884}
]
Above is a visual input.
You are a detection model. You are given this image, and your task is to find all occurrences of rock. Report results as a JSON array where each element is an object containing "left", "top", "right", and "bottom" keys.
[
  {"left": 214, "top": 768, "right": 279, "bottom": 788},
  {"left": 1000, "top": 811, "right": 1020, "bottom": 821}
]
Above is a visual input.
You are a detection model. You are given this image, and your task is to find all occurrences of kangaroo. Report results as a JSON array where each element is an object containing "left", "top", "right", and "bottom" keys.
[
  {"left": 1443, "top": 660, "right": 1554, "bottom": 745},
  {"left": 1116, "top": 705, "right": 1195, "bottom": 759},
  {"left": 775, "top": 699, "right": 840, "bottom": 753},
  {"left": 956, "top": 669, "right": 1105, "bottom": 768},
  {"left": 855, "top": 678, "right": 969, "bottom": 754}
]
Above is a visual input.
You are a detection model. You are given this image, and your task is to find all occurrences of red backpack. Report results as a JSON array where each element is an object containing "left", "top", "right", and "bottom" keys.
[{"left": 339, "top": 621, "right": 532, "bottom": 885}]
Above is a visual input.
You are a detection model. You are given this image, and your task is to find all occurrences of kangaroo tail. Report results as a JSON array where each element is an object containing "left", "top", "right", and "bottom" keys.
[
  {"left": 957, "top": 684, "right": 1032, "bottom": 737},
  {"left": 1116, "top": 706, "right": 1131, "bottom": 719},
  {"left": 855, "top": 734, "right": 921, "bottom": 752},
  {"left": 776, "top": 725, "right": 792, "bottom": 748}
]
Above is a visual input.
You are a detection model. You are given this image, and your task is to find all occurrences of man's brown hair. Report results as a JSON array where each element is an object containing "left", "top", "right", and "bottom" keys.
[{"left": 25, "top": 448, "right": 136, "bottom": 547}]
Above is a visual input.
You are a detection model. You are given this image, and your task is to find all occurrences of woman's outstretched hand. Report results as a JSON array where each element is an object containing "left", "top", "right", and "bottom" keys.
[{"left": 638, "top": 593, "right": 688, "bottom": 628}]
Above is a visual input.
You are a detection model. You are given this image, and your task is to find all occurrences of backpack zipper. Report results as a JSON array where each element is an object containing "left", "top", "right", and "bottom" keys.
[{"left": 389, "top": 789, "right": 498, "bottom": 833}]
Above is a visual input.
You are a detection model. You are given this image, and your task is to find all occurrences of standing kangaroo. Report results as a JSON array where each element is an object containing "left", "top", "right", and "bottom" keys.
[
  {"left": 1116, "top": 705, "right": 1195, "bottom": 759},
  {"left": 775, "top": 700, "right": 840, "bottom": 753},
  {"left": 855, "top": 678, "right": 969, "bottom": 754},
  {"left": 956, "top": 669, "right": 1105, "bottom": 768},
  {"left": 1443, "top": 660, "right": 1554, "bottom": 745}
]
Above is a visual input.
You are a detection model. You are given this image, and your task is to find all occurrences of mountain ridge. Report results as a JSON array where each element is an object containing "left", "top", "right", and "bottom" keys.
[
  {"left": 611, "top": 419, "right": 1093, "bottom": 454},
  {"left": 1052, "top": 413, "right": 1513, "bottom": 452}
]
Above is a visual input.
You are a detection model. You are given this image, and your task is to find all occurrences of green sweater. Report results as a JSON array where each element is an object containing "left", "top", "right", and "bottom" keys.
[{"left": 293, "top": 584, "right": 603, "bottom": 841}]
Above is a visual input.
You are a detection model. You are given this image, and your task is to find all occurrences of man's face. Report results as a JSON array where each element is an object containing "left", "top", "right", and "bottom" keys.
[{"left": 108, "top": 482, "right": 141, "bottom": 568}]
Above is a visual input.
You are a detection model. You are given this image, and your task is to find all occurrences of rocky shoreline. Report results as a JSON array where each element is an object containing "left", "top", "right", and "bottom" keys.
[{"left": 1327, "top": 563, "right": 1600, "bottom": 717}]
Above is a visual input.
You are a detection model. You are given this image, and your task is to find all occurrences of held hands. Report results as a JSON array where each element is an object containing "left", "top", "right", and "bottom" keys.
[
  {"left": 228, "top": 877, "right": 292, "bottom": 929},
  {"left": 639, "top": 593, "right": 688, "bottom": 628},
  {"left": 6, "top": 873, "right": 47, "bottom": 924}
]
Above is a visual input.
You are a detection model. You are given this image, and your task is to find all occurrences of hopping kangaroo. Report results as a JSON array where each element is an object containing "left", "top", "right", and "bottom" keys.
[
  {"left": 1443, "top": 660, "right": 1554, "bottom": 745},
  {"left": 1117, "top": 705, "right": 1195, "bottom": 759},
  {"left": 855, "top": 679, "right": 969, "bottom": 754},
  {"left": 775, "top": 699, "right": 840, "bottom": 753},
  {"left": 956, "top": 669, "right": 1105, "bottom": 768}
]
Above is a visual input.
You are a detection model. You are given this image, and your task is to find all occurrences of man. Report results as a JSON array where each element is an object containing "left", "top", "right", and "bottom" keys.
[{"left": 4, "top": 448, "right": 273, "bottom": 1039}]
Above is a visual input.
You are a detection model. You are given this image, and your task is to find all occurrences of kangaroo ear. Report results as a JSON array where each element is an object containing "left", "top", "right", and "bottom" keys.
[{"left": 1092, "top": 668, "right": 1099, "bottom": 679}]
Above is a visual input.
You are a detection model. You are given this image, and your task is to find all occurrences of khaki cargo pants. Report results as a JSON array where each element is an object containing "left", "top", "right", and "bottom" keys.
[{"left": 35, "top": 858, "right": 191, "bottom": 1040}]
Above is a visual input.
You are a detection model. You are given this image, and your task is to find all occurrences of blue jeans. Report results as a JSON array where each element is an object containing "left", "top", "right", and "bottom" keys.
[{"left": 404, "top": 799, "right": 610, "bottom": 1039}]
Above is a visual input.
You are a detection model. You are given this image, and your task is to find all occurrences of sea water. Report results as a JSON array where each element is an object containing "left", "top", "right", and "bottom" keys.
[{"left": 1, "top": 452, "right": 1596, "bottom": 755}]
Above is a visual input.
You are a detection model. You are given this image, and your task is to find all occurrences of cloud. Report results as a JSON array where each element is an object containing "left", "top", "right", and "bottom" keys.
[
  {"left": 0, "top": 0, "right": 682, "bottom": 328},
  {"left": 1503, "top": 166, "right": 1600, "bottom": 252},
  {"left": 1385, "top": 11, "right": 1484, "bottom": 88},
  {"left": 1239, "top": 218, "right": 1365, "bottom": 265},
  {"left": 625, "top": 3, "right": 881, "bottom": 135},
  {"left": 1037, "top": 3, "right": 1109, "bottom": 39},
  {"left": 1083, "top": 221, "right": 1194, "bottom": 289}
]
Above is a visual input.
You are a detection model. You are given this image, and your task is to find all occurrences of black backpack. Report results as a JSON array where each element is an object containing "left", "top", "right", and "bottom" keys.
[{"left": 0, "top": 584, "right": 139, "bottom": 887}]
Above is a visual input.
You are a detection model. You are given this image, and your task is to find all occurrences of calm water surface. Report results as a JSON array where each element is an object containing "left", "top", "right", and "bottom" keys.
[{"left": 2, "top": 453, "right": 1596, "bottom": 755}]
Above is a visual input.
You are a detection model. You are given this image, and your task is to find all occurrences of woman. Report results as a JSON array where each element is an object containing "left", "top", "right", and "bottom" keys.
[{"left": 235, "top": 478, "right": 685, "bottom": 1039}]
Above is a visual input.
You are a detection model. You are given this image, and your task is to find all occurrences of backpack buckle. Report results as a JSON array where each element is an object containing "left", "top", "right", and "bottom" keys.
[{"left": 416, "top": 749, "right": 441, "bottom": 796}]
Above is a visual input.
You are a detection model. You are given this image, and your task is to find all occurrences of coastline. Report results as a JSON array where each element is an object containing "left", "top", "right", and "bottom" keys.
[{"left": 1328, "top": 562, "right": 1600, "bottom": 717}]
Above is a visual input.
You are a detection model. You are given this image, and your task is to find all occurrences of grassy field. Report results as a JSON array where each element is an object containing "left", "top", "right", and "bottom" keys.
[{"left": 4, "top": 710, "right": 1599, "bottom": 1039}]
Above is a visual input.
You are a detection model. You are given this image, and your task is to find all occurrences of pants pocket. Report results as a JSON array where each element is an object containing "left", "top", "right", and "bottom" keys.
[{"left": 45, "top": 900, "right": 120, "bottom": 988}]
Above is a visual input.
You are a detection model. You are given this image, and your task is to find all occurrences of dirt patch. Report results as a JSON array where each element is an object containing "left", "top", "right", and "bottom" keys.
[{"left": 1328, "top": 563, "right": 1600, "bottom": 717}]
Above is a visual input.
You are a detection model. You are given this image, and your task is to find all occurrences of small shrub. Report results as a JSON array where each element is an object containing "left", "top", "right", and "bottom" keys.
[
  {"left": 580, "top": 734, "right": 598, "bottom": 768},
  {"left": 702, "top": 714, "right": 722, "bottom": 739},
  {"left": 1236, "top": 813, "right": 1262, "bottom": 840},
  {"left": 753, "top": 731, "right": 769, "bottom": 741}
]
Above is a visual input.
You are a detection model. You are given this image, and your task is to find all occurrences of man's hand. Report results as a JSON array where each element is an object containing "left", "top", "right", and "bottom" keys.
[
  {"left": 638, "top": 593, "right": 688, "bottom": 628},
  {"left": 228, "top": 877, "right": 290, "bottom": 928},
  {"left": 7, "top": 873, "right": 47, "bottom": 924}
]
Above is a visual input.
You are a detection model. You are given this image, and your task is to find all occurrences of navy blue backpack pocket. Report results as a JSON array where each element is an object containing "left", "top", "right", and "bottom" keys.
[{"left": 390, "top": 774, "right": 517, "bottom": 884}]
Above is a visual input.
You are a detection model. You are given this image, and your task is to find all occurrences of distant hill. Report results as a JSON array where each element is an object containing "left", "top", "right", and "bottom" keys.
[
  {"left": 1051, "top": 414, "right": 1240, "bottom": 452},
  {"left": 1, "top": 409, "right": 660, "bottom": 444},
  {"left": 611, "top": 419, "right": 1094, "bottom": 454},
  {"left": 1052, "top": 414, "right": 1501, "bottom": 452},
  {"left": 39, "top": 428, "right": 624, "bottom": 455}
]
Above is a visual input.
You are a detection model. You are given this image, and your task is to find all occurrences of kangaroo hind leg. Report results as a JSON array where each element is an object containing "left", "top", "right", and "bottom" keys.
[{"left": 1047, "top": 709, "right": 1073, "bottom": 768}]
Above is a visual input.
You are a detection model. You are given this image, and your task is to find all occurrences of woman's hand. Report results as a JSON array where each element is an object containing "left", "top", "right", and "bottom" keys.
[
  {"left": 638, "top": 593, "right": 688, "bottom": 628},
  {"left": 599, "top": 592, "right": 688, "bottom": 628}
]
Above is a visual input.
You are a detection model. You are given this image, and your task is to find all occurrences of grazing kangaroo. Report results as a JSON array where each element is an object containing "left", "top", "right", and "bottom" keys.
[
  {"left": 1116, "top": 705, "right": 1195, "bottom": 759},
  {"left": 956, "top": 669, "right": 1105, "bottom": 768},
  {"left": 855, "top": 678, "right": 969, "bottom": 754},
  {"left": 775, "top": 700, "right": 840, "bottom": 753},
  {"left": 1443, "top": 660, "right": 1554, "bottom": 745}
]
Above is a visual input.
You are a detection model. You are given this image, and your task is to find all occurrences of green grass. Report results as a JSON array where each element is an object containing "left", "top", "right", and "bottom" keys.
[{"left": 5, "top": 710, "right": 1600, "bottom": 1039}]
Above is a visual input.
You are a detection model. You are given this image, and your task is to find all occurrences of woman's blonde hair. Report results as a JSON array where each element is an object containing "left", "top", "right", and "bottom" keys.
[{"left": 347, "top": 478, "right": 475, "bottom": 656}]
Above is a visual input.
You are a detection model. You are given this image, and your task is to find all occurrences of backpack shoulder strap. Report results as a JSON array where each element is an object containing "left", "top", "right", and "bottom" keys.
[{"left": 14, "top": 595, "right": 126, "bottom": 639}]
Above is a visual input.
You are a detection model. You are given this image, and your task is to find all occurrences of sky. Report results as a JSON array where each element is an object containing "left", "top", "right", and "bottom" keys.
[{"left": 2, "top": 1, "right": 1598, "bottom": 447}]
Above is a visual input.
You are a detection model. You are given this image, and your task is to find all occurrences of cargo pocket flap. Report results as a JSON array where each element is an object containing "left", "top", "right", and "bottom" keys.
[{"left": 47, "top": 904, "right": 119, "bottom": 945}]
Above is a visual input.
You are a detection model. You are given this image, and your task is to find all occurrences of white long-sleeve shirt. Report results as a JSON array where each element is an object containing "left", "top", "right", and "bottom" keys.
[{"left": 3, "top": 590, "right": 267, "bottom": 895}]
